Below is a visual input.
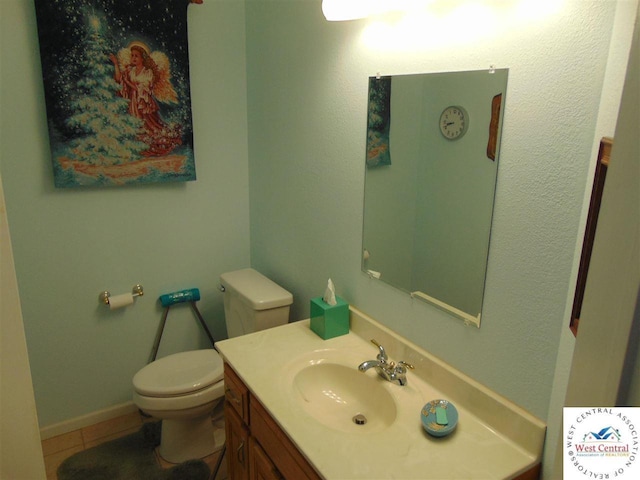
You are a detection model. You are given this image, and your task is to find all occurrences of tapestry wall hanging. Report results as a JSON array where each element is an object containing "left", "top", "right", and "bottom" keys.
[
  {"left": 34, "top": 0, "right": 201, "bottom": 188},
  {"left": 366, "top": 76, "right": 392, "bottom": 168}
]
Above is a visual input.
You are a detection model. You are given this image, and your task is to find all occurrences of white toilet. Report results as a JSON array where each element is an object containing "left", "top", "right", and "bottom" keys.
[{"left": 132, "top": 268, "right": 293, "bottom": 463}]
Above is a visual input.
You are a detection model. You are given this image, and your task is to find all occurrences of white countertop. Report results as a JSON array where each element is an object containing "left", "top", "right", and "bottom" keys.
[{"left": 216, "top": 307, "right": 546, "bottom": 479}]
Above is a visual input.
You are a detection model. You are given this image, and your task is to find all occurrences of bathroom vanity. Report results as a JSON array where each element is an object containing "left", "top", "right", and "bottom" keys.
[
  {"left": 224, "top": 363, "right": 321, "bottom": 479},
  {"left": 216, "top": 307, "right": 545, "bottom": 479}
]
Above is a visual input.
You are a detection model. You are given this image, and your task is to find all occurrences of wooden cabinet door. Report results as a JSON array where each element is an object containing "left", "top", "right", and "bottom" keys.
[
  {"left": 250, "top": 397, "right": 321, "bottom": 480},
  {"left": 249, "top": 437, "right": 283, "bottom": 480},
  {"left": 225, "top": 403, "right": 250, "bottom": 480}
]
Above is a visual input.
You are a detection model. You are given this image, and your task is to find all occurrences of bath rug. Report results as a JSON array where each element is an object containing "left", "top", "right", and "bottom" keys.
[{"left": 57, "top": 422, "right": 210, "bottom": 480}]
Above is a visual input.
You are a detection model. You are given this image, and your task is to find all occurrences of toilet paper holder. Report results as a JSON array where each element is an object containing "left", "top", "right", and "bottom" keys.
[{"left": 99, "top": 284, "right": 144, "bottom": 305}]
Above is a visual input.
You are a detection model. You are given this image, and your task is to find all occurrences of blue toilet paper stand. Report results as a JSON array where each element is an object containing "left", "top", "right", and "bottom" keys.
[{"left": 149, "top": 288, "right": 216, "bottom": 363}]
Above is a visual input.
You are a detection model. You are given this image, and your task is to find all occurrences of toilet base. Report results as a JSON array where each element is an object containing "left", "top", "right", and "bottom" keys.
[{"left": 158, "top": 415, "right": 225, "bottom": 464}]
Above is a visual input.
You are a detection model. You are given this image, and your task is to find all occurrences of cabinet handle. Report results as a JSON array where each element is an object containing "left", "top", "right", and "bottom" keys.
[
  {"left": 236, "top": 440, "right": 245, "bottom": 465},
  {"left": 225, "top": 386, "right": 242, "bottom": 405}
]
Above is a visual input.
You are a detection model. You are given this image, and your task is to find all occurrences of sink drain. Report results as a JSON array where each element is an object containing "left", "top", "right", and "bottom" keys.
[{"left": 352, "top": 414, "right": 367, "bottom": 425}]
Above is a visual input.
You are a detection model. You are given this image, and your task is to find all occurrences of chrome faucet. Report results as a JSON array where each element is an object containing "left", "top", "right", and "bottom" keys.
[{"left": 358, "top": 339, "right": 414, "bottom": 386}]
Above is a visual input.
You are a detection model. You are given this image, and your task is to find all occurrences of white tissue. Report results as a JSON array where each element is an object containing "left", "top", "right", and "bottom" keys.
[
  {"left": 323, "top": 278, "right": 337, "bottom": 306},
  {"left": 109, "top": 293, "right": 134, "bottom": 310}
]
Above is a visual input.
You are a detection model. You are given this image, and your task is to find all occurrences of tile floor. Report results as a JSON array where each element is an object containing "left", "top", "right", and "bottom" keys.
[{"left": 41, "top": 410, "right": 227, "bottom": 480}]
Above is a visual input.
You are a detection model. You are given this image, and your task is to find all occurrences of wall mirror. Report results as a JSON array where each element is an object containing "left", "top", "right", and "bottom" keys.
[{"left": 362, "top": 68, "right": 508, "bottom": 327}]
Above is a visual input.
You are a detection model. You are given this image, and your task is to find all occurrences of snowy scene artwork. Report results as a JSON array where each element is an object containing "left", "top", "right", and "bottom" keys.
[
  {"left": 366, "top": 76, "right": 392, "bottom": 168},
  {"left": 34, "top": 0, "right": 199, "bottom": 187}
]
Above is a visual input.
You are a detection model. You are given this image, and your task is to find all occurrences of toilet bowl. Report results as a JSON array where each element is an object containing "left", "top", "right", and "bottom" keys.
[
  {"left": 132, "top": 269, "right": 293, "bottom": 463},
  {"left": 132, "top": 349, "right": 225, "bottom": 463}
]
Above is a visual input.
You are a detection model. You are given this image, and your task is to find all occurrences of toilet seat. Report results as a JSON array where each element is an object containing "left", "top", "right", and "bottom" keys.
[
  {"left": 133, "top": 378, "right": 225, "bottom": 412},
  {"left": 133, "top": 349, "right": 223, "bottom": 397}
]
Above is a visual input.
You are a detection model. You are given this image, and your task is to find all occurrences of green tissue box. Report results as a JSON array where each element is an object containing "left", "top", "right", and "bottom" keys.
[{"left": 310, "top": 296, "right": 350, "bottom": 340}]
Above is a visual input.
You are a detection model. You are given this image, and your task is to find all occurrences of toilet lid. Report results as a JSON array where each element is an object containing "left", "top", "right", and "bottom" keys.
[{"left": 133, "top": 349, "right": 224, "bottom": 397}]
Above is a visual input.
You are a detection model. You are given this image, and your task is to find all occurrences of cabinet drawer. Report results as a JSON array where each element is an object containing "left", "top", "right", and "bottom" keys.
[
  {"left": 224, "top": 363, "right": 249, "bottom": 423},
  {"left": 250, "top": 397, "right": 321, "bottom": 480}
]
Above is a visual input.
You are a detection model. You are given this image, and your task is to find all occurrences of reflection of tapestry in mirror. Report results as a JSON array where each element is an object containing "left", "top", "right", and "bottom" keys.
[
  {"left": 362, "top": 69, "right": 509, "bottom": 326},
  {"left": 366, "top": 77, "right": 392, "bottom": 168}
]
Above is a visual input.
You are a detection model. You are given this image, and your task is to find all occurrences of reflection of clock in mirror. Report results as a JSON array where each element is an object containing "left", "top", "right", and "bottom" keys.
[{"left": 439, "top": 106, "right": 469, "bottom": 140}]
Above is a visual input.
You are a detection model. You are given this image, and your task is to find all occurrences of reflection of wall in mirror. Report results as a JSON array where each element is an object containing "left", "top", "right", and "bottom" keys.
[
  {"left": 363, "top": 76, "right": 421, "bottom": 292},
  {"left": 362, "top": 70, "right": 507, "bottom": 318}
]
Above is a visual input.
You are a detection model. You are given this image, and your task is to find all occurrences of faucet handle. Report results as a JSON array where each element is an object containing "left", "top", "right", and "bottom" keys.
[
  {"left": 395, "top": 361, "right": 415, "bottom": 372},
  {"left": 370, "top": 339, "right": 387, "bottom": 362}
]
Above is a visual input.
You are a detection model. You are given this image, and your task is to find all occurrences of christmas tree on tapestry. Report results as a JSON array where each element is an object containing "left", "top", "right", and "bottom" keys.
[{"left": 34, "top": 0, "right": 200, "bottom": 187}]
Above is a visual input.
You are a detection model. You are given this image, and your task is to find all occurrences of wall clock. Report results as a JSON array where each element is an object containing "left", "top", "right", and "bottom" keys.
[{"left": 439, "top": 106, "right": 469, "bottom": 140}]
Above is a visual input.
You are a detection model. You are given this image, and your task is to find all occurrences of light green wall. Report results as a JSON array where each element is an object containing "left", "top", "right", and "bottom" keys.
[
  {"left": 246, "top": 0, "right": 622, "bottom": 423},
  {"left": 0, "top": 0, "right": 634, "bottom": 454},
  {"left": 0, "top": 0, "right": 250, "bottom": 427}
]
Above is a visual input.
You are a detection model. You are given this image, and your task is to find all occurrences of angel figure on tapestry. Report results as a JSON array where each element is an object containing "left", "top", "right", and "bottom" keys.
[{"left": 110, "top": 42, "right": 182, "bottom": 157}]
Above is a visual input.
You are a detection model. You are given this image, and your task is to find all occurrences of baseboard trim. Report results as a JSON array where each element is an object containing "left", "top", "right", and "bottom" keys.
[{"left": 40, "top": 401, "right": 138, "bottom": 440}]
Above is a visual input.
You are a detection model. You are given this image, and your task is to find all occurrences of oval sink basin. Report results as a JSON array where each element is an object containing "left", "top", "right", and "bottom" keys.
[{"left": 292, "top": 363, "right": 397, "bottom": 433}]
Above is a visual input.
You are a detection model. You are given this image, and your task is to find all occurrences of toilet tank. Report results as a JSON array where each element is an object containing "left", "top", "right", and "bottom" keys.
[{"left": 220, "top": 268, "right": 293, "bottom": 338}]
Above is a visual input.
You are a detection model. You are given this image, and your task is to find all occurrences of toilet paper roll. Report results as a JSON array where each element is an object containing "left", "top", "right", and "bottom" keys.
[
  {"left": 367, "top": 269, "right": 381, "bottom": 279},
  {"left": 109, "top": 293, "right": 134, "bottom": 310}
]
